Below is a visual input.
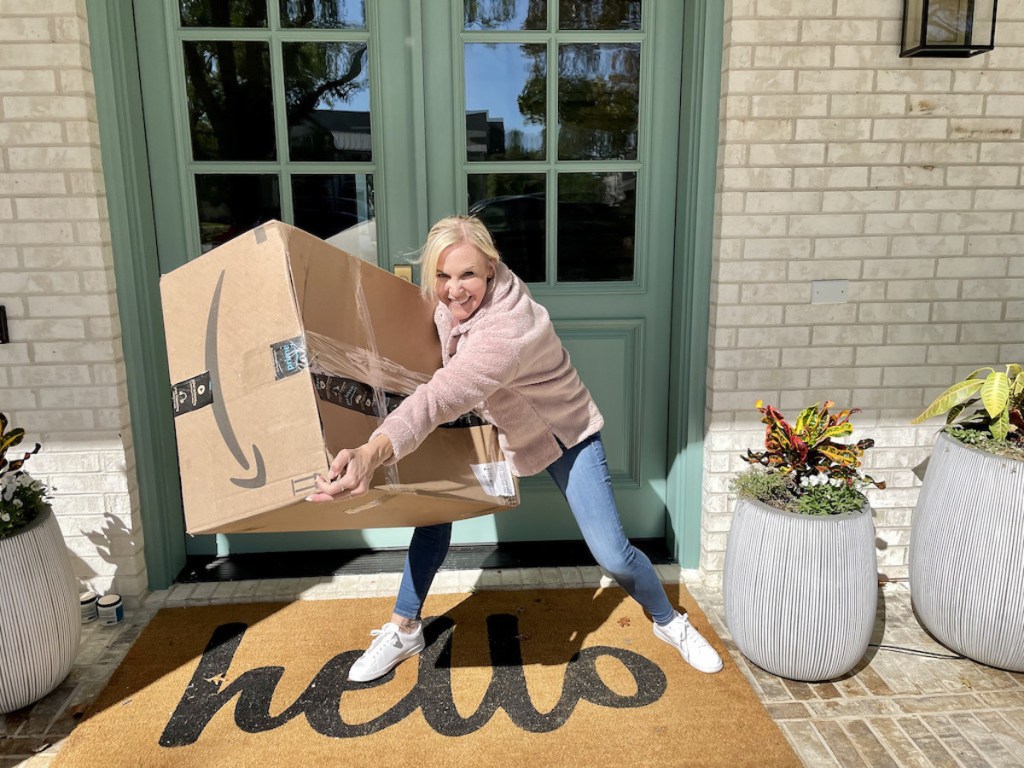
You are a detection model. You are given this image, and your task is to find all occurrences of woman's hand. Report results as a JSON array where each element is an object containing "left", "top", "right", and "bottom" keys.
[{"left": 307, "top": 433, "right": 394, "bottom": 502}]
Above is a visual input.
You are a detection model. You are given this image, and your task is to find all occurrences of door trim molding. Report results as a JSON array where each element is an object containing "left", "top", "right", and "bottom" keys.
[
  {"left": 666, "top": 0, "right": 725, "bottom": 568},
  {"left": 87, "top": 0, "right": 185, "bottom": 589}
]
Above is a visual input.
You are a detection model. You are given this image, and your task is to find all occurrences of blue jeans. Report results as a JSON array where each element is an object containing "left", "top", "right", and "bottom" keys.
[{"left": 393, "top": 433, "right": 676, "bottom": 625}]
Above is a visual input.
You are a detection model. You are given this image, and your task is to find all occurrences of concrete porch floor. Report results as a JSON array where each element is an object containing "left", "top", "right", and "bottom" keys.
[{"left": 2, "top": 568, "right": 1023, "bottom": 767}]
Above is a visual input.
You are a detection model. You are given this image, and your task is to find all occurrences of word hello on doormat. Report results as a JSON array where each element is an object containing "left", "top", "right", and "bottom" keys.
[{"left": 160, "top": 613, "right": 668, "bottom": 746}]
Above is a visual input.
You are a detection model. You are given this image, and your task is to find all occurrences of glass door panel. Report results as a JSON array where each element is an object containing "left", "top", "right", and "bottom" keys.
[
  {"left": 180, "top": 0, "right": 268, "bottom": 27},
  {"left": 557, "top": 171, "right": 635, "bottom": 282},
  {"left": 464, "top": 43, "right": 545, "bottom": 161},
  {"left": 460, "top": 2, "right": 641, "bottom": 286},
  {"left": 282, "top": 41, "right": 371, "bottom": 162},
  {"left": 183, "top": 41, "right": 276, "bottom": 161},
  {"left": 557, "top": 42, "right": 639, "bottom": 161},
  {"left": 173, "top": 0, "right": 376, "bottom": 264},
  {"left": 558, "top": 0, "right": 642, "bottom": 31},
  {"left": 195, "top": 173, "right": 281, "bottom": 251},
  {"left": 449, "top": 0, "right": 676, "bottom": 545},
  {"left": 278, "top": 0, "right": 366, "bottom": 29},
  {"left": 463, "top": 0, "right": 547, "bottom": 31},
  {"left": 467, "top": 172, "right": 546, "bottom": 282}
]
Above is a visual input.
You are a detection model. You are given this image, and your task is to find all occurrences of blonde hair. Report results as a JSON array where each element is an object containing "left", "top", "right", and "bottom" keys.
[{"left": 416, "top": 215, "right": 501, "bottom": 299}]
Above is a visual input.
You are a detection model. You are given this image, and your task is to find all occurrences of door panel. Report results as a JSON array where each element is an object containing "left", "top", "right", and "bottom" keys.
[
  {"left": 137, "top": 0, "right": 683, "bottom": 556},
  {"left": 438, "top": 0, "right": 681, "bottom": 543}
]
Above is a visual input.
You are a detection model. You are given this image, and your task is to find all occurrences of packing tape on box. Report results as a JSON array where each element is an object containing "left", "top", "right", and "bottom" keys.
[
  {"left": 305, "top": 331, "right": 487, "bottom": 431},
  {"left": 303, "top": 274, "right": 493, "bottom": 494}
]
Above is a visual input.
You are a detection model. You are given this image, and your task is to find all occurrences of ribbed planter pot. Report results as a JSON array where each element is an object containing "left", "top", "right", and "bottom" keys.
[
  {"left": 0, "top": 505, "right": 81, "bottom": 714},
  {"left": 909, "top": 431, "right": 1024, "bottom": 672},
  {"left": 723, "top": 497, "right": 878, "bottom": 682}
]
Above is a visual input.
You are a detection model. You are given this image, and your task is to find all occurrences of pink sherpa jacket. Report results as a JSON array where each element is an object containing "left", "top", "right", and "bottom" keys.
[{"left": 371, "top": 261, "right": 604, "bottom": 477}]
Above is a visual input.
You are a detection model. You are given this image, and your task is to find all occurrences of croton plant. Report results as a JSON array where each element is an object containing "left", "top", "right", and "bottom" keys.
[{"left": 732, "top": 400, "right": 886, "bottom": 516}]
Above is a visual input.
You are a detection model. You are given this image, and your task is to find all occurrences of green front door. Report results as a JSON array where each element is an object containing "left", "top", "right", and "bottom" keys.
[{"left": 135, "top": 0, "right": 685, "bottom": 557}]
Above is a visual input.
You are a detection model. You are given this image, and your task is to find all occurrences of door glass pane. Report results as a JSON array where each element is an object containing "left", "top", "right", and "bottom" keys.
[
  {"left": 292, "top": 174, "right": 375, "bottom": 259},
  {"left": 180, "top": 0, "right": 268, "bottom": 27},
  {"left": 559, "top": 0, "right": 641, "bottom": 30},
  {"left": 465, "top": 43, "right": 545, "bottom": 161},
  {"left": 468, "top": 173, "right": 545, "bottom": 282},
  {"left": 280, "top": 0, "right": 366, "bottom": 28},
  {"left": 184, "top": 41, "right": 275, "bottom": 161},
  {"left": 195, "top": 174, "right": 281, "bottom": 252},
  {"left": 283, "top": 42, "right": 371, "bottom": 162},
  {"left": 464, "top": 0, "right": 546, "bottom": 30},
  {"left": 557, "top": 43, "right": 639, "bottom": 160},
  {"left": 557, "top": 171, "right": 635, "bottom": 282}
]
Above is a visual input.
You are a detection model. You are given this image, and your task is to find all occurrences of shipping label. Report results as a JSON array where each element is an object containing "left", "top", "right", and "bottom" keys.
[{"left": 471, "top": 461, "right": 516, "bottom": 498}]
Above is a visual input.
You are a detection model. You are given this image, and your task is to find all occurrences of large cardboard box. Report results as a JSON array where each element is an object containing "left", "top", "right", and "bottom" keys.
[{"left": 160, "top": 220, "right": 518, "bottom": 534}]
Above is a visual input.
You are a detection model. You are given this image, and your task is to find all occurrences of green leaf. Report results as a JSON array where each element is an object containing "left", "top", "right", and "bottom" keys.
[
  {"left": 1011, "top": 371, "right": 1024, "bottom": 397},
  {"left": 965, "top": 366, "right": 994, "bottom": 381},
  {"left": 820, "top": 422, "right": 854, "bottom": 440},
  {"left": 912, "top": 379, "right": 984, "bottom": 423},
  {"left": 980, "top": 370, "right": 1009, "bottom": 419},
  {"left": 990, "top": 408, "right": 1010, "bottom": 441}
]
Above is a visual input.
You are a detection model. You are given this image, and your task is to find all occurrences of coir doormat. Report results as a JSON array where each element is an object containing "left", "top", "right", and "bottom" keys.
[{"left": 53, "top": 586, "right": 799, "bottom": 768}]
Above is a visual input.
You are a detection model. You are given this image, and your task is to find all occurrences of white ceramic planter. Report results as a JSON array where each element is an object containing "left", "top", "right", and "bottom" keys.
[
  {"left": 910, "top": 431, "right": 1024, "bottom": 672},
  {"left": 0, "top": 506, "right": 81, "bottom": 714},
  {"left": 724, "top": 497, "right": 878, "bottom": 682}
]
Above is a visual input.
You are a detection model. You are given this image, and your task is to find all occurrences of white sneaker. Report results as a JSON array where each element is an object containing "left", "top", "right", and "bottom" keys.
[
  {"left": 348, "top": 622, "right": 425, "bottom": 682},
  {"left": 654, "top": 612, "right": 724, "bottom": 674}
]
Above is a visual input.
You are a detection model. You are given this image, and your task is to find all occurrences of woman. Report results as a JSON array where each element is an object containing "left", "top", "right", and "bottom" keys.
[{"left": 310, "top": 215, "right": 722, "bottom": 682}]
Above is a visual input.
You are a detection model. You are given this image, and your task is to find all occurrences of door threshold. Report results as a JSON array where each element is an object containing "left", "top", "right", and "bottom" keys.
[{"left": 176, "top": 539, "right": 673, "bottom": 584}]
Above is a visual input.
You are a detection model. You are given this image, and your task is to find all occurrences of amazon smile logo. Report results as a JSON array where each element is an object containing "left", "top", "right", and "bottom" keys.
[{"left": 206, "top": 270, "right": 266, "bottom": 489}]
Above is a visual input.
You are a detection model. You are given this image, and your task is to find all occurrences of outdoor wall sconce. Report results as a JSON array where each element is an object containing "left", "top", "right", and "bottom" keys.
[{"left": 901, "top": 0, "right": 998, "bottom": 57}]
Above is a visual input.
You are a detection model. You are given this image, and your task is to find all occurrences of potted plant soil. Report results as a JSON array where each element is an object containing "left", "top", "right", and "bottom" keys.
[
  {"left": 0, "top": 412, "right": 82, "bottom": 714},
  {"left": 909, "top": 364, "right": 1024, "bottom": 672},
  {"left": 723, "top": 401, "right": 885, "bottom": 682}
]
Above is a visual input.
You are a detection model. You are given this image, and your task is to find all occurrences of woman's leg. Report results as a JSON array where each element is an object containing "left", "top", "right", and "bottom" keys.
[
  {"left": 393, "top": 522, "right": 453, "bottom": 621},
  {"left": 349, "top": 523, "right": 452, "bottom": 683},
  {"left": 546, "top": 434, "right": 676, "bottom": 625}
]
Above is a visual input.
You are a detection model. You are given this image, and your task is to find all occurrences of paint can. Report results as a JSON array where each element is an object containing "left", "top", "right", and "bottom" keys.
[
  {"left": 97, "top": 593, "right": 124, "bottom": 626},
  {"left": 80, "top": 591, "right": 99, "bottom": 624}
]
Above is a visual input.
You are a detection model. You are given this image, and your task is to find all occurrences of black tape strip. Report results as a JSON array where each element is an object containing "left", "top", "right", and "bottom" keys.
[
  {"left": 171, "top": 372, "right": 214, "bottom": 417},
  {"left": 312, "top": 372, "right": 485, "bottom": 428}
]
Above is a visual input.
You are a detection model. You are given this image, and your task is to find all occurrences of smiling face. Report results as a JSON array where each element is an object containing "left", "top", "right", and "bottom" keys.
[{"left": 434, "top": 241, "right": 495, "bottom": 323}]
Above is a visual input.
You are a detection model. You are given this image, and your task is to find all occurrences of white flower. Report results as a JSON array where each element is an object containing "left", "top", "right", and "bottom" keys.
[{"left": 1, "top": 512, "right": 10, "bottom": 522}]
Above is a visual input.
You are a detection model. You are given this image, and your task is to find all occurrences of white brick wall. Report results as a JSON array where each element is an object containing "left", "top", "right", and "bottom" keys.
[
  {"left": 704, "top": 0, "right": 1024, "bottom": 585},
  {"left": 0, "top": 0, "right": 144, "bottom": 597}
]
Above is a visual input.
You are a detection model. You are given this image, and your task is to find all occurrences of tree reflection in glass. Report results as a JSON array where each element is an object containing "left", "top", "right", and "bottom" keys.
[
  {"left": 184, "top": 41, "right": 276, "bottom": 161},
  {"left": 464, "top": 0, "right": 546, "bottom": 30},
  {"left": 283, "top": 42, "right": 371, "bottom": 162},
  {"left": 179, "top": 0, "right": 267, "bottom": 27},
  {"left": 555, "top": 43, "right": 639, "bottom": 161},
  {"left": 465, "top": 44, "right": 545, "bottom": 162},
  {"left": 559, "top": 0, "right": 641, "bottom": 30},
  {"left": 280, "top": 0, "right": 366, "bottom": 28}
]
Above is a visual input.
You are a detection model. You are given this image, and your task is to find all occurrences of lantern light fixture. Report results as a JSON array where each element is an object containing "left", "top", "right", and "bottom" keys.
[{"left": 901, "top": 0, "right": 998, "bottom": 57}]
